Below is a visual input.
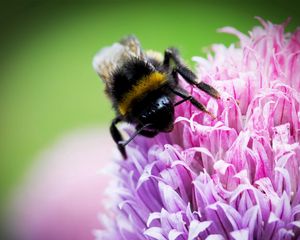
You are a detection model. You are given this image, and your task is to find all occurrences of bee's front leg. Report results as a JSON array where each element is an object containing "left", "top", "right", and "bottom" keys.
[
  {"left": 163, "top": 48, "right": 220, "bottom": 99},
  {"left": 110, "top": 116, "right": 127, "bottom": 159},
  {"left": 169, "top": 86, "right": 215, "bottom": 118}
]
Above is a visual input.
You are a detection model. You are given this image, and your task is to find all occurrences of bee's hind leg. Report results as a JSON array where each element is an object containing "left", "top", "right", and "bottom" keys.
[{"left": 163, "top": 48, "right": 220, "bottom": 99}]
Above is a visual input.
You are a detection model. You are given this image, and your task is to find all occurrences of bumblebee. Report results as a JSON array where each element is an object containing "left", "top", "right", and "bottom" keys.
[{"left": 93, "top": 35, "right": 220, "bottom": 158}]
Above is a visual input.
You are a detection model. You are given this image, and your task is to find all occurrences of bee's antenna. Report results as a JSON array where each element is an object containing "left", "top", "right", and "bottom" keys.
[{"left": 118, "top": 123, "right": 153, "bottom": 147}]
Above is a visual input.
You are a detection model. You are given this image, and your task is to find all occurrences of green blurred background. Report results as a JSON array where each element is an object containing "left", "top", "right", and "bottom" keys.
[{"left": 0, "top": 0, "right": 299, "bottom": 217}]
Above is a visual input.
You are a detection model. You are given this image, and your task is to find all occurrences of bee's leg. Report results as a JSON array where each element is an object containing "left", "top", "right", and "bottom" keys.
[
  {"left": 164, "top": 48, "right": 220, "bottom": 99},
  {"left": 173, "top": 95, "right": 192, "bottom": 107},
  {"left": 110, "top": 116, "right": 127, "bottom": 159},
  {"left": 176, "top": 65, "right": 220, "bottom": 99},
  {"left": 170, "top": 86, "right": 215, "bottom": 118},
  {"left": 163, "top": 47, "right": 182, "bottom": 67}
]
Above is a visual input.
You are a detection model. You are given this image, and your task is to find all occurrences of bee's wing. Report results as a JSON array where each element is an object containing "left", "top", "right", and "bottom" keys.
[
  {"left": 93, "top": 43, "right": 129, "bottom": 85},
  {"left": 119, "top": 35, "right": 145, "bottom": 60},
  {"left": 92, "top": 35, "right": 144, "bottom": 90}
]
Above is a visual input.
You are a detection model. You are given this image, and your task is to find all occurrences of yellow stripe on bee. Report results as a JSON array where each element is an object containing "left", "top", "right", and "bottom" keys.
[{"left": 118, "top": 72, "right": 167, "bottom": 115}]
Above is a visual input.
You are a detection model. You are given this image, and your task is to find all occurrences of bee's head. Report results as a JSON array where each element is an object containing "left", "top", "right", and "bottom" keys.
[{"left": 135, "top": 94, "right": 175, "bottom": 132}]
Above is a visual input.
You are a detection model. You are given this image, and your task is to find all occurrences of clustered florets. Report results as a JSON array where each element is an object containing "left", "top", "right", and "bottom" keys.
[{"left": 95, "top": 18, "right": 300, "bottom": 239}]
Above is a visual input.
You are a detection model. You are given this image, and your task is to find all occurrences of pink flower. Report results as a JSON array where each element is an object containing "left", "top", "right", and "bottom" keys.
[{"left": 95, "top": 18, "right": 300, "bottom": 239}]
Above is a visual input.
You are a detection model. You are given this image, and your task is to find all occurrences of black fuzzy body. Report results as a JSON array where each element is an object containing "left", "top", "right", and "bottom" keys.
[
  {"left": 101, "top": 45, "right": 220, "bottom": 159},
  {"left": 107, "top": 57, "right": 173, "bottom": 122}
]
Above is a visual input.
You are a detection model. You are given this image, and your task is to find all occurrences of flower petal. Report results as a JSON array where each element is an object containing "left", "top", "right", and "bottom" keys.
[{"left": 188, "top": 220, "right": 212, "bottom": 240}]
